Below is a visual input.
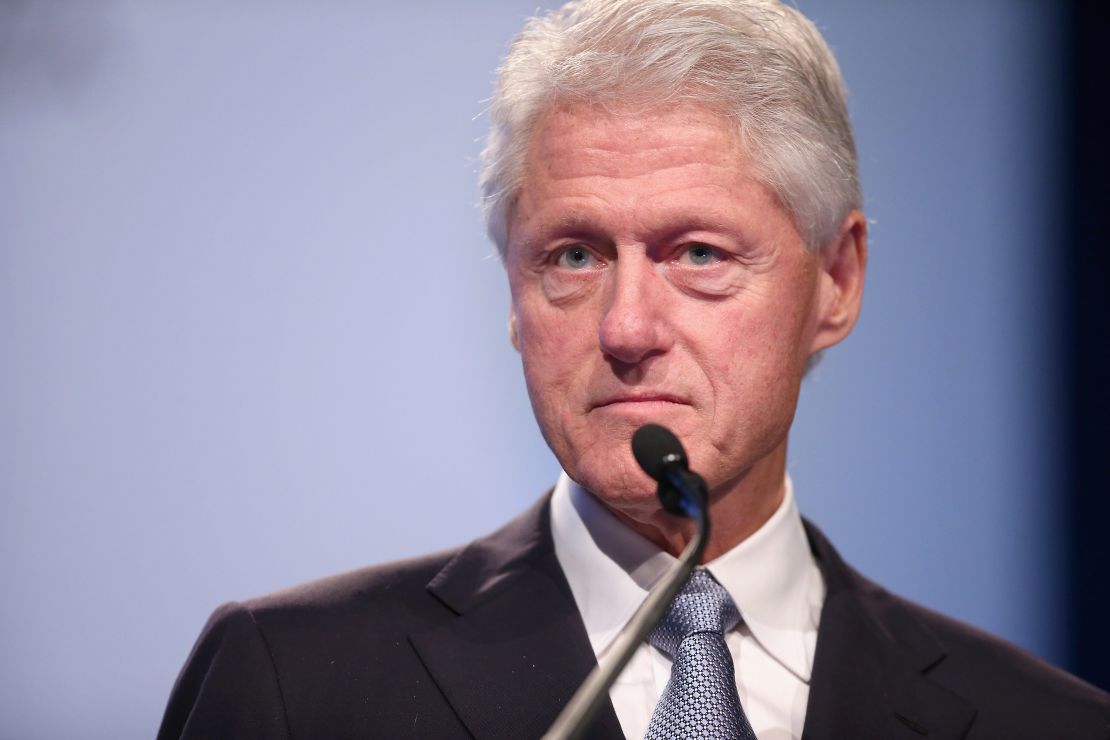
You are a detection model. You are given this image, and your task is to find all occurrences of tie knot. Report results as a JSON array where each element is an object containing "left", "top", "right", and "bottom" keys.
[{"left": 647, "top": 568, "right": 740, "bottom": 658}]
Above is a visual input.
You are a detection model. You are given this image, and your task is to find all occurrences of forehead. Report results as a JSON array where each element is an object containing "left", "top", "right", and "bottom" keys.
[
  {"left": 525, "top": 101, "right": 746, "bottom": 182},
  {"left": 509, "top": 102, "right": 771, "bottom": 244}
]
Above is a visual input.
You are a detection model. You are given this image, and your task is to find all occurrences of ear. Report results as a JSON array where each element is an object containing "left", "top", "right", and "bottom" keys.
[
  {"left": 810, "top": 209, "right": 868, "bottom": 354},
  {"left": 509, "top": 306, "right": 521, "bottom": 352}
]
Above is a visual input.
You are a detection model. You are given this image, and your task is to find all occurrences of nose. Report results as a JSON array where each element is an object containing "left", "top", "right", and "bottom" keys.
[{"left": 598, "top": 256, "right": 673, "bottom": 365}]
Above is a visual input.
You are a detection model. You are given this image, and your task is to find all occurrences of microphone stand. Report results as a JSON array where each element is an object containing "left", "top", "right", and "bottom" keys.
[{"left": 541, "top": 469, "right": 709, "bottom": 740}]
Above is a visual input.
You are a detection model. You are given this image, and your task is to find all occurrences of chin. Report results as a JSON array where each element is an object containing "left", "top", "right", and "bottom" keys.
[{"left": 566, "top": 450, "right": 658, "bottom": 513}]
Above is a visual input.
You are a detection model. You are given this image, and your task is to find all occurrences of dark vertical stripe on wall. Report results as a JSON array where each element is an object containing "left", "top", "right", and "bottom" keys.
[{"left": 1065, "top": 0, "right": 1110, "bottom": 691}]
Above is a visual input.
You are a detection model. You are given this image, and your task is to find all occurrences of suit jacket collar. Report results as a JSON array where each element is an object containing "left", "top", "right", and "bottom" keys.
[
  {"left": 409, "top": 495, "right": 978, "bottom": 740},
  {"left": 802, "top": 520, "right": 977, "bottom": 739},
  {"left": 409, "top": 493, "right": 624, "bottom": 739}
]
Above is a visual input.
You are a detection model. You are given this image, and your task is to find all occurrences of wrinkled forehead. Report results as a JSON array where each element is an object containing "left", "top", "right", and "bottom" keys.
[
  {"left": 506, "top": 100, "right": 774, "bottom": 242},
  {"left": 525, "top": 101, "right": 747, "bottom": 181}
]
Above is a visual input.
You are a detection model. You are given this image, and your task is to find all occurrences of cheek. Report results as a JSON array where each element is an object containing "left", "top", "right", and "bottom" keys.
[
  {"left": 517, "top": 304, "right": 574, "bottom": 367},
  {"left": 697, "top": 292, "right": 810, "bottom": 423},
  {"left": 516, "top": 278, "right": 605, "bottom": 360},
  {"left": 515, "top": 302, "right": 592, "bottom": 410}
]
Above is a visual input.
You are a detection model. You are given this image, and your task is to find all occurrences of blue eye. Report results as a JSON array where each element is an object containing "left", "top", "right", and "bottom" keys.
[
  {"left": 682, "top": 243, "right": 721, "bottom": 266},
  {"left": 556, "top": 245, "right": 596, "bottom": 270}
]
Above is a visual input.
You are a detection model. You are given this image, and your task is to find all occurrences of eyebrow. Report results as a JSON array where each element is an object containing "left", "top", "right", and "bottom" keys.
[
  {"left": 522, "top": 207, "right": 743, "bottom": 245},
  {"left": 513, "top": 211, "right": 612, "bottom": 252}
]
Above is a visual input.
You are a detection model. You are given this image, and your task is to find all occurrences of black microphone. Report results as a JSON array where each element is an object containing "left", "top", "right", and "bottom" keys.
[
  {"left": 631, "top": 423, "right": 709, "bottom": 518},
  {"left": 543, "top": 423, "right": 711, "bottom": 740}
]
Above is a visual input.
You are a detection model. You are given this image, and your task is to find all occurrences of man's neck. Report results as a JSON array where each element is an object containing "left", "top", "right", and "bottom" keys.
[{"left": 605, "top": 442, "right": 788, "bottom": 562}]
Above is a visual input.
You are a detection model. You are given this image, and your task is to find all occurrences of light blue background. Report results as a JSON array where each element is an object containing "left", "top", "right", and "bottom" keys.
[{"left": 0, "top": 2, "right": 1065, "bottom": 737}]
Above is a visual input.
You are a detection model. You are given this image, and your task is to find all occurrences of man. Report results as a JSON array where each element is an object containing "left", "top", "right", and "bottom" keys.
[{"left": 159, "top": 1, "right": 1110, "bottom": 738}]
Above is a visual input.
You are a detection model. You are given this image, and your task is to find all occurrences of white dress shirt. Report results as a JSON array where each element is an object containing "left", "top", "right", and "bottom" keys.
[{"left": 550, "top": 472, "right": 825, "bottom": 740}]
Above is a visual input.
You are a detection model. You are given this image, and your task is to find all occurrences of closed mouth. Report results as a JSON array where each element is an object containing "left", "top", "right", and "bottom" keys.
[{"left": 592, "top": 394, "right": 688, "bottom": 409}]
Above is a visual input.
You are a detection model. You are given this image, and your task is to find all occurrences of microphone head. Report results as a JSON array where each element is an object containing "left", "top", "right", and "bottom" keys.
[{"left": 631, "top": 423, "right": 688, "bottom": 482}]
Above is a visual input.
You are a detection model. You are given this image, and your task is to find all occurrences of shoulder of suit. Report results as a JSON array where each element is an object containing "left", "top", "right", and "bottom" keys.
[
  {"left": 851, "top": 565, "right": 1110, "bottom": 722},
  {"left": 893, "top": 587, "right": 1108, "bottom": 705},
  {"left": 230, "top": 545, "right": 462, "bottom": 629},
  {"left": 803, "top": 520, "right": 1109, "bottom": 724}
]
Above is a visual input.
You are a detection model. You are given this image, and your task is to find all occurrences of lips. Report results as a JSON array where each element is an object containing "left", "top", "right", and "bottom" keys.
[{"left": 591, "top": 392, "right": 689, "bottom": 410}]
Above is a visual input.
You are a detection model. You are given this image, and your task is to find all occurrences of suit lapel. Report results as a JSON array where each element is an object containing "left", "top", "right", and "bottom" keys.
[
  {"left": 410, "top": 495, "right": 624, "bottom": 740},
  {"left": 801, "top": 522, "right": 977, "bottom": 740},
  {"left": 409, "top": 503, "right": 979, "bottom": 739}
]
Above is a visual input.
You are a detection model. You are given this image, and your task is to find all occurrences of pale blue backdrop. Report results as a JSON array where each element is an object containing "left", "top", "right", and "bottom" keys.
[{"left": 0, "top": 1, "right": 1065, "bottom": 737}]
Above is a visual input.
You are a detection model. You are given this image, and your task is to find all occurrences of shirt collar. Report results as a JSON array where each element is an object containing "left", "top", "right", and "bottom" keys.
[{"left": 550, "top": 471, "right": 824, "bottom": 682}]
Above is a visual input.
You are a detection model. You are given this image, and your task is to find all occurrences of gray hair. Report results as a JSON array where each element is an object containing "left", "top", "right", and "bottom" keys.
[{"left": 480, "top": 0, "right": 860, "bottom": 256}]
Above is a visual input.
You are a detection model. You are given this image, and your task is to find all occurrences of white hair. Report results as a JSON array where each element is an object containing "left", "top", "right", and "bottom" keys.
[{"left": 480, "top": 0, "right": 860, "bottom": 256}]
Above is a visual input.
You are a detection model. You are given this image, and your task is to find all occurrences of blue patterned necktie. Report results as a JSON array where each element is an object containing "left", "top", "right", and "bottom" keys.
[{"left": 644, "top": 568, "right": 757, "bottom": 740}]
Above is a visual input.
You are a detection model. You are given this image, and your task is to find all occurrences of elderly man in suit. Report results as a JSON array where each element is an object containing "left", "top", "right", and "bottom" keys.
[{"left": 159, "top": 1, "right": 1109, "bottom": 738}]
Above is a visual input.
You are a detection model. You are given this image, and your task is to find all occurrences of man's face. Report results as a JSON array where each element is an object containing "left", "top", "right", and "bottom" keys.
[{"left": 506, "top": 102, "right": 843, "bottom": 516}]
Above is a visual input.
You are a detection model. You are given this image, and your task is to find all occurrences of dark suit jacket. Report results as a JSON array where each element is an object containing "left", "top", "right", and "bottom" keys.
[{"left": 158, "top": 495, "right": 1110, "bottom": 739}]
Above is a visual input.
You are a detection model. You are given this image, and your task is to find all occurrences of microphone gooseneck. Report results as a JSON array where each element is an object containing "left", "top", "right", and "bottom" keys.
[{"left": 542, "top": 423, "right": 711, "bottom": 740}]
